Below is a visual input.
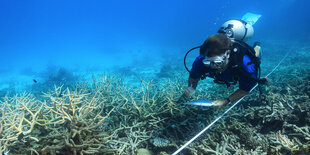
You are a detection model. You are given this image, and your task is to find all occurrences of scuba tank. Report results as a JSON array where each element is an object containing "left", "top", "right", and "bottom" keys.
[{"left": 183, "top": 13, "right": 267, "bottom": 85}]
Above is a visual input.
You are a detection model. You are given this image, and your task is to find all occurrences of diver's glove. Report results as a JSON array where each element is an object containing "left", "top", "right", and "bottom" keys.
[
  {"left": 258, "top": 77, "right": 268, "bottom": 85},
  {"left": 212, "top": 99, "right": 229, "bottom": 108}
]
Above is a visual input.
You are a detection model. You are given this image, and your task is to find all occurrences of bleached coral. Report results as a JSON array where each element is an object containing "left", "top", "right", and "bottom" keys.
[
  {"left": 270, "top": 130, "right": 297, "bottom": 150},
  {"left": 0, "top": 93, "right": 42, "bottom": 155},
  {"left": 152, "top": 137, "right": 170, "bottom": 147}
]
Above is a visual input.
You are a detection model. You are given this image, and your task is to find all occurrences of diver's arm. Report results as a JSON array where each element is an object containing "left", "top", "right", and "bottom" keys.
[
  {"left": 184, "top": 78, "right": 199, "bottom": 97},
  {"left": 227, "top": 89, "right": 248, "bottom": 103},
  {"left": 186, "top": 55, "right": 204, "bottom": 97},
  {"left": 188, "top": 77, "right": 199, "bottom": 89},
  {"left": 213, "top": 89, "right": 248, "bottom": 107}
]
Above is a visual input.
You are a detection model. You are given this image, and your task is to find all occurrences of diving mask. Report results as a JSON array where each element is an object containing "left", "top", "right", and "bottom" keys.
[{"left": 202, "top": 51, "right": 229, "bottom": 70}]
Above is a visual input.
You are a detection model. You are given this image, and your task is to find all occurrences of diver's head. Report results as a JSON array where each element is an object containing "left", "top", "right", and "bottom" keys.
[
  {"left": 218, "top": 19, "right": 254, "bottom": 42},
  {"left": 200, "top": 34, "right": 231, "bottom": 72}
]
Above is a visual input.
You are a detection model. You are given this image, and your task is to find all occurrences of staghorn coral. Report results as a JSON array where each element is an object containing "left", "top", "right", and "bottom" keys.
[
  {"left": 270, "top": 130, "right": 297, "bottom": 151},
  {"left": 195, "top": 133, "right": 267, "bottom": 155},
  {"left": 107, "top": 123, "right": 153, "bottom": 154},
  {"left": 0, "top": 75, "right": 122, "bottom": 154},
  {"left": 1, "top": 42, "right": 310, "bottom": 155},
  {"left": 0, "top": 93, "right": 42, "bottom": 155},
  {"left": 36, "top": 86, "right": 116, "bottom": 155},
  {"left": 152, "top": 137, "right": 170, "bottom": 147},
  {"left": 104, "top": 77, "right": 187, "bottom": 154}
]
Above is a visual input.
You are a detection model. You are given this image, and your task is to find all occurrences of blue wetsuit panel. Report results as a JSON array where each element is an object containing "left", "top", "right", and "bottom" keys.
[
  {"left": 189, "top": 55, "right": 209, "bottom": 79},
  {"left": 239, "top": 55, "right": 257, "bottom": 91}
]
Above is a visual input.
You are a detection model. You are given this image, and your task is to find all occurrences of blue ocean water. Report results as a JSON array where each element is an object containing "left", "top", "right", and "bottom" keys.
[
  {"left": 1, "top": 1, "right": 310, "bottom": 154},
  {"left": 0, "top": 0, "right": 309, "bottom": 93}
]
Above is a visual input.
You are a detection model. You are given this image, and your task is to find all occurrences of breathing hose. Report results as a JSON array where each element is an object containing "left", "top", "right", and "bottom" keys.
[{"left": 184, "top": 46, "right": 200, "bottom": 73}]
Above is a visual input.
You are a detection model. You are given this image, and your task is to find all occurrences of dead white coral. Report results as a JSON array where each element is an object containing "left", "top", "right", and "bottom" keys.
[
  {"left": 270, "top": 131, "right": 297, "bottom": 149},
  {"left": 152, "top": 137, "right": 170, "bottom": 147},
  {"left": 0, "top": 93, "right": 42, "bottom": 155}
]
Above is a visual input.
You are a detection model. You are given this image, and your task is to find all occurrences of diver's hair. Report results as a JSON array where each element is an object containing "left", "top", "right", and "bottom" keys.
[{"left": 200, "top": 34, "right": 232, "bottom": 57}]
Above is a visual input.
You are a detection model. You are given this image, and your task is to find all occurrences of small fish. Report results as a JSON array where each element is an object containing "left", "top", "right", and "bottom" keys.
[
  {"left": 33, "top": 79, "right": 37, "bottom": 83},
  {"left": 183, "top": 99, "right": 215, "bottom": 107}
]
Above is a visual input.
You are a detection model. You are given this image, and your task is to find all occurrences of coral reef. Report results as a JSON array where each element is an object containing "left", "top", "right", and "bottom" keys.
[
  {"left": 0, "top": 44, "right": 310, "bottom": 154},
  {"left": 35, "top": 86, "right": 116, "bottom": 155},
  {"left": 0, "top": 93, "right": 42, "bottom": 154},
  {"left": 152, "top": 137, "right": 170, "bottom": 147},
  {"left": 0, "top": 83, "right": 117, "bottom": 155}
]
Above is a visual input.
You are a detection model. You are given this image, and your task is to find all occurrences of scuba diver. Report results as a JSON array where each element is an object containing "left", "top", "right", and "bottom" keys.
[{"left": 183, "top": 19, "right": 266, "bottom": 108}]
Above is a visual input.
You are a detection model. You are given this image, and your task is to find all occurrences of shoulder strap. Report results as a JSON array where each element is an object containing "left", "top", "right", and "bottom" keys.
[{"left": 229, "top": 40, "right": 261, "bottom": 70}]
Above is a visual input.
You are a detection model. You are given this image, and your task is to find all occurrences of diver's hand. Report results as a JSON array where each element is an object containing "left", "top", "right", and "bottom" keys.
[
  {"left": 212, "top": 99, "right": 229, "bottom": 108},
  {"left": 184, "top": 87, "right": 195, "bottom": 97}
]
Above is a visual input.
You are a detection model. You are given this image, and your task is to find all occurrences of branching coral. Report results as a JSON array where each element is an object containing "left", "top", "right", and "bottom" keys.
[
  {"left": 0, "top": 93, "right": 42, "bottom": 155},
  {"left": 117, "top": 80, "right": 183, "bottom": 119},
  {"left": 36, "top": 86, "right": 116, "bottom": 155},
  {"left": 1, "top": 45, "right": 310, "bottom": 155},
  {"left": 284, "top": 124, "right": 310, "bottom": 141},
  {"left": 270, "top": 130, "right": 297, "bottom": 151},
  {"left": 104, "top": 79, "right": 177, "bottom": 153},
  {"left": 107, "top": 122, "right": 153, "bottom": 154}
]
